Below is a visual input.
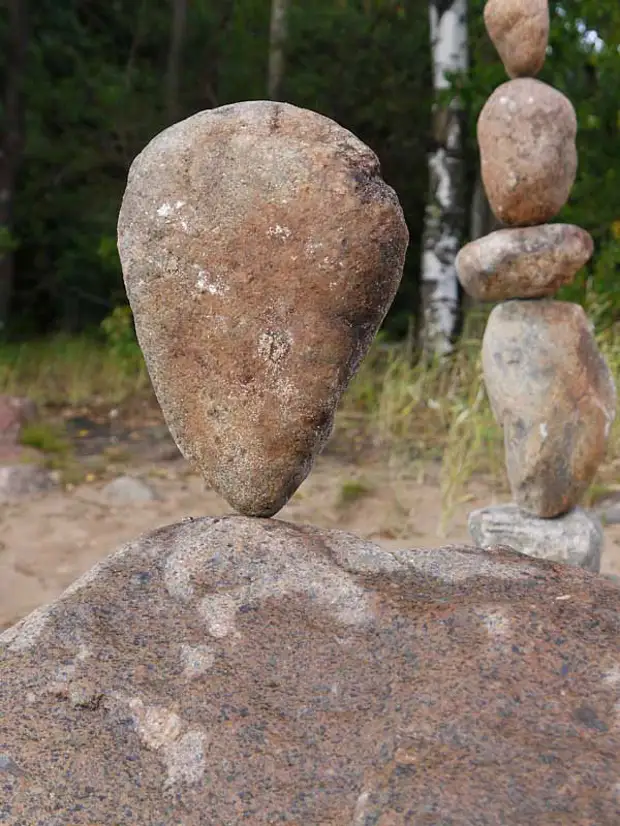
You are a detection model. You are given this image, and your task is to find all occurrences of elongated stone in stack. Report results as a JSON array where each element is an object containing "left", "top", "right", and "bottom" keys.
[{"left": 459, "top": 0, "right": 617, "bottom": 570}]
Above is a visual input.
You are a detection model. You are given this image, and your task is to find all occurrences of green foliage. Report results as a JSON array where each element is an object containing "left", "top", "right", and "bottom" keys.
[
  {"left": 0, "top": 227, "right": 19, "bottom": 255},
  {"left": 100, "top": 305, "right": 143, "bottom": 373},
  {"left": 559, "top": 238, "right": 620, "bottom": 328},
  {"left": 7, "top": 0, "right": 431, "bottom": 336},
  {"left": 5, "top": 0, "right": 620, "bottom": 336},
  {"left": 20, "top": 421, "right": 71, "bottom": 456},
  {"left": 284, "top": 0, "right": 431, "bottom": 337},
  {"left": 338, "top": 478, "right": 372, "bottom": 507}
]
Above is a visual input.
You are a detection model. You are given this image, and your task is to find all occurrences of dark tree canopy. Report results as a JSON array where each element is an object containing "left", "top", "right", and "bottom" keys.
[{"left": 0, "top": 0, "right": 618, "bottom": 338}]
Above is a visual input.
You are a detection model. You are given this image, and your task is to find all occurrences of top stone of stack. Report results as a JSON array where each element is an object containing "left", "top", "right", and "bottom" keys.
[{"left": 484, "top": 0, "right": 550, "bottom": 78}]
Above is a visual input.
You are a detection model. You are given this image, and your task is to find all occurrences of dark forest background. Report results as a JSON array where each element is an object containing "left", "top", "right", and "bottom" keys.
[{"left": 1, "top": 0, "right": 619, "bottom": 340}]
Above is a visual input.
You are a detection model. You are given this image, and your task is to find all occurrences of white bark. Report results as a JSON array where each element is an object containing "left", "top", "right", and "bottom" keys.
[
  {"left": 420, "top": 0, "right": 468, "bottom": 358},
  {"left": 267, "top": 0, "right": 289, "bottom": 100}
]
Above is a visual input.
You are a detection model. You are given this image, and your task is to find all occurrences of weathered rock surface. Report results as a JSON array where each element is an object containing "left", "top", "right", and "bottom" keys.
[
  {"left": 117, "top": 101, "right": 408, "bottom": 517},
  {"left": 0, "top": 463, "right": 56, "bottom": 502},
  {"left": 484, "top": 0, "right": 550, "bottom": 78},
  {"left": 3, "top": 516, "right": 620, "bottom": 824},
  {"left": 482, "top": 300, "right": 616, "bottom": 517},
  {"left": 478, "top": 79, "right": 577, "bottom": 225},
  {"left": 469, "top": 504, "right": 603, "bottom": 571},
  {"left": 102, "top": 475, "right": 159, "bottom": 504},
  {"left": 456, "top": 223, "right": 593, "bottom": 301}
]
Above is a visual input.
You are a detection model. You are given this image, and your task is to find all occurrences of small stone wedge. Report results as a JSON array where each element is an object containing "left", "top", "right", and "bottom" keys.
[
  {"left": 118, "top": 101, "right": 408, "bottom": 516},
  {"left": 2, "top": 516, "right": 620, "bottom": 823}
]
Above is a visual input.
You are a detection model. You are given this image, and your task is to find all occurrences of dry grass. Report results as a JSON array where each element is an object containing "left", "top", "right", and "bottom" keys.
[
  {"left": 1, "top": 305, "right": 619, "bottom": 520},
  {"left": 343, "top": 305, "right": 620, "bottom": 522},
  {"left": 0, "top": 333, "right": 150, "bottom": 406}
]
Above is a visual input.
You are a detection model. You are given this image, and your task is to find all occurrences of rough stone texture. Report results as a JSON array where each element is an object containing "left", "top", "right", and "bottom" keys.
[
  {"left": 484, "top": 0, "right": 550, "bottom": 78},
  {"left": 469, "top": 504, "right": 603, "bottom": 572},
  {"left": 482, "top": 300, "right": 616, "bottom": 517},
  {"left": 3, "top": 516, "right": 620, "bottom": 824},
  {"left": 456, "top": 223, "right": 593, "bottom": 301},
  {"left": 0, "top": 463, "right": 56, "bottom": 502},
  {"left": 117, "top": 101, "right": 408, "bottom": 517},
  {"left": 102, "top": 475, "right": 159, "bottom": 504},
  {"left": 478, "top": 79, "right": 577, "bottom": 226},
  {"left": 0, "top": 395, "right": 37, "bottom": 449}
]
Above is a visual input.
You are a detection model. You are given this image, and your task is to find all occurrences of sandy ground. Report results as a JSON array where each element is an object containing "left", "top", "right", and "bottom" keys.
[{"left": 2, "top": 449, "right": 620, "bottom": 632}]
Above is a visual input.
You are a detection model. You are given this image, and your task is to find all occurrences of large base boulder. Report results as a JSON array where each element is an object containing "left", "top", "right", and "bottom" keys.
[{"left": 2, "top": 517, "right": 620, "bottom": 824}]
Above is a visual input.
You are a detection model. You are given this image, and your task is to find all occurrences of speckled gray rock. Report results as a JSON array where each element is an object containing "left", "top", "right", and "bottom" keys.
[
  {"left": 469, "top": 504, "right": 604, "bottom": 572},
  {"left": 117, "top": 101, "right": 408, "bottom": 517},
  {"left": 482, "top": 300, "right": 616, "bottom": 517},
  {"left": 456, "top": 224, "right": 593, "bottom": 301},
  {"left": 2, "top": 516, "right": 620, "bottom": 824},
  {"left": 478, "top": 79, "right": 577, "bottom": 225}
]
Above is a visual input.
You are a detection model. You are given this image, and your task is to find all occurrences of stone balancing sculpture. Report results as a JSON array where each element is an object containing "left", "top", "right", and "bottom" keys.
[
  {"left": 3, "top": 44, "right": 620, "bottom": 824},
  {"left": 460, "top": 0, "right": 617, "bottom": 571}
]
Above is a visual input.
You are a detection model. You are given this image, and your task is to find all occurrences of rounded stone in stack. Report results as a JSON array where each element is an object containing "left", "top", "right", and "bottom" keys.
[
  {"left": 482, "top": 300, "right": 616, "bottom": 518},
  {"left": 478, "top": 79, "right": 577, "bottom": 226},
  {"left": 484, "top": 0, "right": 550, "bottom": 78},
  {"left": 456, "top": 224, "right": 593, "bottom": 301},
  {"left": 118, "top": 101, "right": 408, "bottom": 518}
]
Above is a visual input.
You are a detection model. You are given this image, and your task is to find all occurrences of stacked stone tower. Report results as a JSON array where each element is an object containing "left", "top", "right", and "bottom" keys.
[{"left": 462, "top": 0, "right": 617, "bottom": 570}]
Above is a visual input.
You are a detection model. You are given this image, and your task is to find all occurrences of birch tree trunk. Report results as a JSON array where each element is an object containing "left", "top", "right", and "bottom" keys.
[
  {"left": 0, "top": 0, "right": 29, "bottom": 330},
  {"left": 419, "top": 0, "right": 468, "bottom": 358},
  {"left": 267, "top": 0, "right": 290, "bottom": 100}
]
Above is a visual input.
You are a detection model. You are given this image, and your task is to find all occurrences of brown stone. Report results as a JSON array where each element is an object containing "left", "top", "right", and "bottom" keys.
[
  {"left": 456, "top": 223, "right": 593, "bottom": 301},
  {"left": 484, "top": 0, "right": 550, "bottom": 78},
  {"left": 482, "top": 300, "right": 616, "bottom": 517},
  {"left": 117, "top": 101, "right": 408, "bottom": 517},
  {"left": 478, "top": 79, "right": 577, "bottom": 225},
  {"left": 2, "top": 516, "right": 620, "bottom": 824}
]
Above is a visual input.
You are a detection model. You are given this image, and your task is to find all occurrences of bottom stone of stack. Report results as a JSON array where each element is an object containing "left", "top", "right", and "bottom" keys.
[
  {"left": 481, "top": 300, "right": 617, "bottom": 518},
  {"left": 468, "top": 504, "right": 603, "bottom": 572}
]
